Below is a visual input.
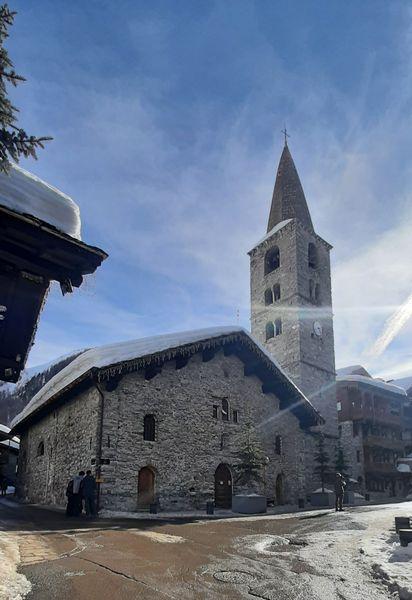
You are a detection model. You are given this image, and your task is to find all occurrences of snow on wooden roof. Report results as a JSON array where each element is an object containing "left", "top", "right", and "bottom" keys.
[
  {"left": 11, "top": 326, "right": 321, "bottom": 431},
  {"left": 336, "top": 374, "right": 406, "bottom": 396},
  {"left": 0, "top": 163, "right": 81, "bottom": 239}
]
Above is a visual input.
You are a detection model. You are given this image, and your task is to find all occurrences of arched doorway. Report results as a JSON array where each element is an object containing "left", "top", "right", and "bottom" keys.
[
  {"left": 214, "top": 464, "right": 232, "bottom": 508},
  {"left": 276, "top": 473, "right": 284, "bottom": 505},
  {"left": 138, "top": 466, "right": 155, "bottom": 508}
]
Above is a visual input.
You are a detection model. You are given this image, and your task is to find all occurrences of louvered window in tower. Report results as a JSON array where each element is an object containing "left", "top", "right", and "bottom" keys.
[
  {"left": 264, "top": 246, "right": 280, "bottom": 274},
  {"left": 308, "top": 243, "right": 318, "bottom": 269},
  {"left": 264, "top": 288, "right": 273, "bottom": 305},
  {"left": 265, "top": 322, "right": 275, "bottom": 340}
]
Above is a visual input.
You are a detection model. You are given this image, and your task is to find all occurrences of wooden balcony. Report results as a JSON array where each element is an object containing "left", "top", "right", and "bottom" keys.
[
  {"left": 363, "top": 436, "right": 404, "bottom": 450},
  {"left": 364, "top": 461, "right": 398, "bottom": 474}
]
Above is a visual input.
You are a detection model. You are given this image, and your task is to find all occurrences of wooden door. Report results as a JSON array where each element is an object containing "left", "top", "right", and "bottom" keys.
[
  {"left": 214, "top": 464, "right": 232, "bottom": 508},
  {"left": 138, "top": 467, "right": 155, "bottom": 508}
]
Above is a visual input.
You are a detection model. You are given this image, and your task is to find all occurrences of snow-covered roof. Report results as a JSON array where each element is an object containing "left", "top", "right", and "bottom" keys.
[
  {"left": 249, "top": 219, "right": 292, "bottom": 252},
  {"left": 0, "top": 424, "right": 11, "bottom": 434},
  {"left": 11, "top": 326, "right": 321, "bottom": 431},
  {"left": 0, "top": 163, "right": 81, "bottom": 239},
  {"left": 390, "top": 375, "right": 412, "bottom": 393},
  {"left": 0, "top": 438, "right": 19, "bottom": 450},
  {"left": 397, "top": 464, "right": 411, "bottom": 473},
  {"left": 336, "top": 374, "right": 406, "bottom": 396},
  {"left": 336, "top": 365, "right": 371, "bottom": 378}
]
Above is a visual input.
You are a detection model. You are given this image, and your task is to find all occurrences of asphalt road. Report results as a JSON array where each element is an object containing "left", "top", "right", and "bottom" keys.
[{"left": 0, "top": 498, "right": 400, "bottom": 599}]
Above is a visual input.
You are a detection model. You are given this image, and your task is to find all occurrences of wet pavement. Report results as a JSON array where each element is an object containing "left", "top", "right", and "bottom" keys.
[{"left": 0, "top": 498, "right": 403, "bottom": 599}]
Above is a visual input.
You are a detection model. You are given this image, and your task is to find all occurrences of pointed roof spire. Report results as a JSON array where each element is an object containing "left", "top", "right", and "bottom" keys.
[{"left": 267, "top": 142, "right": 314, "bottom": 233}]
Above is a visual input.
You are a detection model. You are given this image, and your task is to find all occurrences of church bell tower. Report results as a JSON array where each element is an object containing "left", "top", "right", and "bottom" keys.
[{"left": 249, "top": 139, "right": 337, "bottom": 434}]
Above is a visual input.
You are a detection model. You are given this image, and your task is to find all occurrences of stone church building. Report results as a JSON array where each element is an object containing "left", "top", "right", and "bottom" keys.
[
  {"left": 12, "top": 328, "right": 321, "bottom": 511},
  {"left": 12, "top": 140, "right": 338, "bottom": 511}
]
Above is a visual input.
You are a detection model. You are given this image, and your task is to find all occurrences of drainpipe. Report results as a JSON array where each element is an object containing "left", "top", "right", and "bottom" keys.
[{"left": 93, "top": 375, "right": 105, "bottom": 512}]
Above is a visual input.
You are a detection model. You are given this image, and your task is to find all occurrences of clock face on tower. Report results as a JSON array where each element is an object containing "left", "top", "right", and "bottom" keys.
[{"left": 313, "top": 321, "right": 323, "bottom": 337}]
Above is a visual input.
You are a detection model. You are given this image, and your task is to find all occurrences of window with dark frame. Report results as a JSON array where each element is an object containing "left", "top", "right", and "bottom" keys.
[
  {"left": 264, "top": 246, "right": 280, "bottom": 274},
  {"left": 264, "top": 288, "right": 274, "bottom": 305},
  {"left": 233, "top": 410, "right": 238, "bottom": 423},
  {"left": 273, "top": 283, "right": 281, "bottom": 301},
  {"left": 308, "top": 243, "right": 318, "bottom": 269},
  {"left": 275, "top": 435, "right": 282, "bottom": 455},
  {"left": 222, "top": 398, "right": 229, "bottom": 421},
  {"left": 275, "top": 318, "right": 282, "bottom": 336},
  {"left": 213, "top": 405, "right": 218, "bottom": 419},
  {"left": 37, "top": 441, "right": 45, "bottom": 457},
  {"left": 266, "top": 322, "right": 275, "bottom": 340},
  {"left": 143, "top": 414, "right": 156, "bottom": 441}
]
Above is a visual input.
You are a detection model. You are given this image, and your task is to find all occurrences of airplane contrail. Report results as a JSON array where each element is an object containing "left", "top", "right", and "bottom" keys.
[{"left": 366, "top": 291, "right": 412, "bottom": 358}]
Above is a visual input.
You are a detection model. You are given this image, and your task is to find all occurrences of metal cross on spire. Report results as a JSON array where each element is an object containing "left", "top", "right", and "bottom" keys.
[{"left": 281, "top": 127, "right": 290, "bottom": 146}]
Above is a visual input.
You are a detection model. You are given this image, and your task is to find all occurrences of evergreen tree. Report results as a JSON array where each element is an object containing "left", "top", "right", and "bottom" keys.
[
  {"left": 314, "top": 433, "right": 330, "bottom": 493},
  {"left": 0, "top": 4, "right": 51, "bottom": 172},
  {"left": 335, "top": 441, "right": 350, "bottom": 479},
  {"left": 234, "top": 422, "right": 268, "bottom": 488}
]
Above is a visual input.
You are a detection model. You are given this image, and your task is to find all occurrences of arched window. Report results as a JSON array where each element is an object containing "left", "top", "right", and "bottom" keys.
[
  {"left": 264, "top": 246, "right": 280, "bottom": 275},
  {"left": 315, "top": 283, "right": 320, "bottom": 303},
  {"left": 308, "top": 243, "right": 318, "bottom": 269},
  {"left": 273, "top": 283, "right": 281, "bottom": 302},
  {"left": 264, "top": 288, "right": 273, "bottom": 305},
  {"left": 143, "top": 414, "right": 156, "bottom": 441},
  {"left": 309, "top": 279, "right": 314, "bottom": 300},
  {"left": 275, "top": 435, "right": 282, "bottom": 455},
  {"left": 37, "top": 441, "right": 44, "bottom": 457},
  {"left": 222, "top": 399, "right": 229, "bottom": 422},
  {"left": 265, "top": 322, "right": 274, "bottom": 340},
  {"left": 275, "top": 318, "right": 282, "bottom": 336}
]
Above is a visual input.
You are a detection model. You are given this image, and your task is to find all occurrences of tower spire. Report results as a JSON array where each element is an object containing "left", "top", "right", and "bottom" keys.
[{"left": 267, "top": 143, "right": 314, "bottom": 233}]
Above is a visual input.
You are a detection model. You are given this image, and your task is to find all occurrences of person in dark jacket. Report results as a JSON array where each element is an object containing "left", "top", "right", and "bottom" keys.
[
  {"left": 80, "top": 470, "right": 97, "bottom": 518},
  {"left": 335, "top": 472, "right": 346, "bottom": 512},
  {"left": 65, "top": 478, "right": 76, "bottom": 516}
]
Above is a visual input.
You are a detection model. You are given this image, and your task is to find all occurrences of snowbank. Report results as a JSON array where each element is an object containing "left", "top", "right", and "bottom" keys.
[
  {"left": 0, "top": 163, "right": 81, "bottom": 239},
  {"left": 0, "top": 533, "right": 31, "bottom": 600},
  {"left": 362, "top": 532, "right": 412, "bottom": 600}
]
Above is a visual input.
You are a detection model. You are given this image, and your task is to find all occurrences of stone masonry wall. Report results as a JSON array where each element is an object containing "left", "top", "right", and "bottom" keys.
[
  {"left": 16, "top": 350, "right": 309, "bottom": 511},
  {"left": 99, "top": 350, "right": 307, "bottom": 512},
  {"left": 250, "top": 220, "right": 337, "bottom": 437},
  {"left": 17, "top": 386, "right": 100, "bottom": 505}
]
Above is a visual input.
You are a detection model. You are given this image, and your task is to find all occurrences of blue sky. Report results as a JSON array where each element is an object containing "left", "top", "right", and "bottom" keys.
[{"left": 7, "top": 0, "right": 412, "bottom": 379}]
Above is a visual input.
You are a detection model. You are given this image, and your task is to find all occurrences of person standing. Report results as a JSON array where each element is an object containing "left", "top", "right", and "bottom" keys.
[
  {"left": 335, "top": 472, "right": 346, "bottom": 512},
  {"left": 80, "top": 470, "right": 97, "bottom": 518},
  {"left": 65, "top": 477, "right": 75, "bottom": 516},
  {"left": 72, "top": 471, "right": 85, "bottom": 516}
]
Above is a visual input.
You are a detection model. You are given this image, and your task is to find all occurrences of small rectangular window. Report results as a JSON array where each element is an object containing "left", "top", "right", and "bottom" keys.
[
  {"left": 233, "top": 410, "right": 238, "bottom": 423},
  {"left": 213, "top": 405, "right": 218, "bottom": 419},
  {"left": 337, "top": 402, "right": 342, "bottom": 411},
  {"left": 356, "top": 450, "right": 361, "bottom": 463}
]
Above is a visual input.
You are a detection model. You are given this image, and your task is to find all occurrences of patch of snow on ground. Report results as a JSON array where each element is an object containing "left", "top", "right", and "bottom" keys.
[
  {"left": 133, "top": 531, "right": 186, "bottom": 544},
  {"left": 361, "top": 529, "right": 412, "bottom": 600},
  {"left": 235, "top": 534, "right": 290, "bottom": 555},
  {"left": 0, "top": 533, "right": 31, "bottom": 600}
]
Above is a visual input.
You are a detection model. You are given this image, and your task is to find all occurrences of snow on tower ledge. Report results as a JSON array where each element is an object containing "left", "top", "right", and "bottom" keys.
[{"left": 0, "top": 163, "right": 81, "bottom": 240}]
